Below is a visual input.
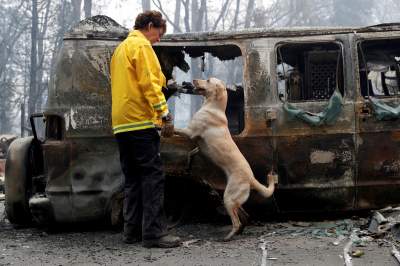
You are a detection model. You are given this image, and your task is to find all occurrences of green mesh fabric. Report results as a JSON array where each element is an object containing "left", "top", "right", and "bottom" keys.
[
  {"left": 369, "top": 97, "right": 400, "bottom": 120},
  {"left": 283, "top": 89, "right": 344, "bottom": 126}
]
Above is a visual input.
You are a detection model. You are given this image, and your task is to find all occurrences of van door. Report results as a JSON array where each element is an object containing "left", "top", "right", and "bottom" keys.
[
  {"left": 271, "top": 37, "right": 356, "bottom": 212},
  {"left": 355, "top": 35, "right": 400, "bottom": 209}
]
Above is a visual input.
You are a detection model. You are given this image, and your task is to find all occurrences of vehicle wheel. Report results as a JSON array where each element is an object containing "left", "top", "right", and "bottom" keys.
[{"left": 5, "top": 137, "right": 35, "bottom": 225}]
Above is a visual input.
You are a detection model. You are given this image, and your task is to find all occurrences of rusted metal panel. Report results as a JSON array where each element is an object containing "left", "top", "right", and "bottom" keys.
[
  {"left": 42, "top": 141, "right": 73, "bottom": 222},
  {"left": 69, "top": 137, "right": 122, "bottom": 222},
  {"left": 357, "top": 133, "right": 400, "bottom": 180},
  {"left": 42, "top": 138, "right": 122, "bottom": 223},
  {"left": 356, "top": 122, "right": 400, "bottom": 209},
  {"left": 275, "top": 134, "right": 355, "bottom": 211},
  {"left": 235, "top": 136, "right": 274, "bottom": 181},
  {"left": 50, "top": 39, "right": 117, "bottom": 138},
  {"left": 353, "top": 32, "right": 400, "bottom": 209},
  {"left": 245, "top": 48, "right": 271, "bottom": 107},
  {"left": 161, "top": 136, "right": 198, "bottom": 177}
]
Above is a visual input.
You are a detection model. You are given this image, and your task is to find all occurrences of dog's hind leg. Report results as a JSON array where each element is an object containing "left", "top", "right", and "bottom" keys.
[
  {"left": 223, "top": 200, "right": 241, "bottom": 241},
  {"left": 237, "top": 207, "right": 249, "bottom": 234},
  {"left": 224, "top": 184, "right": 250, "bottom": 240}
]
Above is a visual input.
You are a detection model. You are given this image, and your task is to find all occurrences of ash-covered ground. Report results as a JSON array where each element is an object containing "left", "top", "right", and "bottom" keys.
[{"left": 0, "top": 196, "right": 399, "bottom": 266}]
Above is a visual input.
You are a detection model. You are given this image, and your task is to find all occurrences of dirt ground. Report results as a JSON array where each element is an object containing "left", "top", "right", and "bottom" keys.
[{"left": 0, "top": 199, "right": 399, "bottom": 266}]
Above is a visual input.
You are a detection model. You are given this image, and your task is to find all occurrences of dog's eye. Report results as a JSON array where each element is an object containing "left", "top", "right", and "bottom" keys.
[{"left": 207, "top": 79, "right": 210, "bottom": 82}]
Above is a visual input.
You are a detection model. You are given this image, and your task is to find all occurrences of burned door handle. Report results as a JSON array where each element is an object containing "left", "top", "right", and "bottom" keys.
[
  {"left": 360, "top": 106, "right": 372, "bottom": 118},
  {"left": 266, "top": 108, "right": 277, "bottom": 121},
  {"left": 266, "top": 108, "right": 277, "bottom": 128}
]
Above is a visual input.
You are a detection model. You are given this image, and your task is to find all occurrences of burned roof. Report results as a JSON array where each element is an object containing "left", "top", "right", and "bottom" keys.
[
  {"left": 64, "top": 15, "right": 129, "bottom": 40},
  {"left": 161, "top": 24, "right": 400, "bottom": 42},
  {"left": 64, "top": 15, "right": 400, "bottom": 41}
]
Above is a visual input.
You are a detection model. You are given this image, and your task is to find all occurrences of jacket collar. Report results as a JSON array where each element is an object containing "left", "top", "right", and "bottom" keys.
[{"left": 128, "top": 30, "right": 150, "bottom": 44}]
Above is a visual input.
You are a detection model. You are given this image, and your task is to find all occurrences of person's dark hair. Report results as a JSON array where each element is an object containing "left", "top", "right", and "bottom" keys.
[{"left": 134, "top": 10, "right": 166, "bottom": 33}]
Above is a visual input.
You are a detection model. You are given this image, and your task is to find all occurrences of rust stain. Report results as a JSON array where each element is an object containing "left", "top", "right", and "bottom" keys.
[{"left": 391, "top": 131, "right": 400, "bottom": 141}]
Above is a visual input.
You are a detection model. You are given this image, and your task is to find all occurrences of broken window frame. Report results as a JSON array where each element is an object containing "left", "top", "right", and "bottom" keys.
[
  {"left": 45, "top": 114, "right": 64, "bottom": 141},
  {"left": 154, "top": 43, "right": 245, "bottom": 135},
  {"left": 275, "top": 41, "right": 345, "bottom": 103},
  {"left": 357, "top": 38, "right": 400, "bottom": 99}
]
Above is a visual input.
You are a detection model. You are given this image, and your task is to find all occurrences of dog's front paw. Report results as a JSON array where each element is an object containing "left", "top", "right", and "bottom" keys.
[{"left": 268, "top": 171, "right": 279, "bottom": 184}]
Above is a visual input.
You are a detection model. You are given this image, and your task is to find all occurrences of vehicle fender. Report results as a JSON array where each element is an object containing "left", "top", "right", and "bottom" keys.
[{"left": 5, "top": 137, "right": 34, "bottom": 225}]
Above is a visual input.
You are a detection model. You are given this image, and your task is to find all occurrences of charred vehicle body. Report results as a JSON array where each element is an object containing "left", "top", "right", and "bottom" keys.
[{"left": 5, "top": 16, "right": 400, "bottom": 226}]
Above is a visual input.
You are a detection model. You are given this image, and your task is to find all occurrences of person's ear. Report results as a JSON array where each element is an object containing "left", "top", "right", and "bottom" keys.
[{"left": 147, "top": 22, "right": 153, "bottom": 31}]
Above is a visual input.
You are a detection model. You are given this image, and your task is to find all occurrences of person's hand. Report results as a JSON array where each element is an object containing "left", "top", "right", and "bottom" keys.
[
  {"left": 167, "top": 79, "right": 178, "bottom": 90},
  {"left": 162, "top": 79, "right": 178, "bottom": 100},
  {"left": 161, "top": 113, "right": 174, "bottom": 138}
]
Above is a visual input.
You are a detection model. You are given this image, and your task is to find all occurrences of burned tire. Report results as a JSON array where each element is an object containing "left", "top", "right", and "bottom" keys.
[{"left": 5, "top": 137, "right": 34, "bottom": 225}]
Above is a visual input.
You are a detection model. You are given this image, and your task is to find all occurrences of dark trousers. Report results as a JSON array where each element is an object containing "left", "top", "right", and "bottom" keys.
[{"left": 116, "top": 128, "right": 167, "bottom": 240}]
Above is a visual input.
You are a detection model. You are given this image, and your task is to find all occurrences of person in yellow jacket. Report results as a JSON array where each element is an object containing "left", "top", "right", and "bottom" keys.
[{"left": 111, "top": 10, "right": 180, "bottom": 248}]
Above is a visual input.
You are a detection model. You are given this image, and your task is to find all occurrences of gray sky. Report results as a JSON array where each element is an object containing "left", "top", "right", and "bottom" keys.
[
  {"left": 98, "top": 0, "right": 272, "bottom": 31},
  {"left": 99, "top": 1, "right": 142, "bottom": 28}
]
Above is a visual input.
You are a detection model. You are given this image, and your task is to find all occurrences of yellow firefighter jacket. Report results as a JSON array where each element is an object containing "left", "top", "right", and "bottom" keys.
[{"left": 111, "top": 30, "right": 168, "bottom": 134}]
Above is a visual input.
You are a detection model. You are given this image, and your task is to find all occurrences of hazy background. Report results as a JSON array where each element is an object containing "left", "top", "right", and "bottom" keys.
[{"left": 1, "top": 0, "right": 400, "bottom": 135}]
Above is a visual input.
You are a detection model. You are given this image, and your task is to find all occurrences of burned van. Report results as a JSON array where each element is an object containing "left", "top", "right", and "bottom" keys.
[{"left": 5, "top": 16, "right": 400, "bottom": 226}]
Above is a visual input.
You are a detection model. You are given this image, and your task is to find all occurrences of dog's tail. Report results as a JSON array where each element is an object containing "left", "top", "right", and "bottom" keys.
[{"left": 250, "top": 171, "right": 278, "bottom": 198}]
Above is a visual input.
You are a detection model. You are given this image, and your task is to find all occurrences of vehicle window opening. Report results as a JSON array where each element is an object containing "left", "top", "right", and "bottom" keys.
[
  {"left": 277, "top": 42, "right": 344, "bottom": 102},
  {"left": 45, "top": 115, "right": 63, "bottom": 140},
  {"left": 358, "top": 39, "right": 400, "bottom": 97},
  {"left": 154, "top": 45, "right": 244, "bottom": 134}
]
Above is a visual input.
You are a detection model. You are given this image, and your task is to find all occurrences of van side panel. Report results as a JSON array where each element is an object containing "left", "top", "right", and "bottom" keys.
[
  {"left": 354, "top": 33, "right": 400, "bottom": 209},
  {"left": 269, "top": 35, "right": 356, "bottom": 212}
]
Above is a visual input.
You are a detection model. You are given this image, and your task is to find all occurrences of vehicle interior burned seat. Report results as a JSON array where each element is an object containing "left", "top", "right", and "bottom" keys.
[{"left": 358, "top": 39, "right": 400, "bottom": 97}]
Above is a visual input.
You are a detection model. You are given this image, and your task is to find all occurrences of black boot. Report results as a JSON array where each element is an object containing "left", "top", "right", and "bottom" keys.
[
  {"left": 122, "top": 224, "right": 142, "bottom": 244},
  {"left": 142, "top": 234, "right": 181, "bottom": 248}
]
